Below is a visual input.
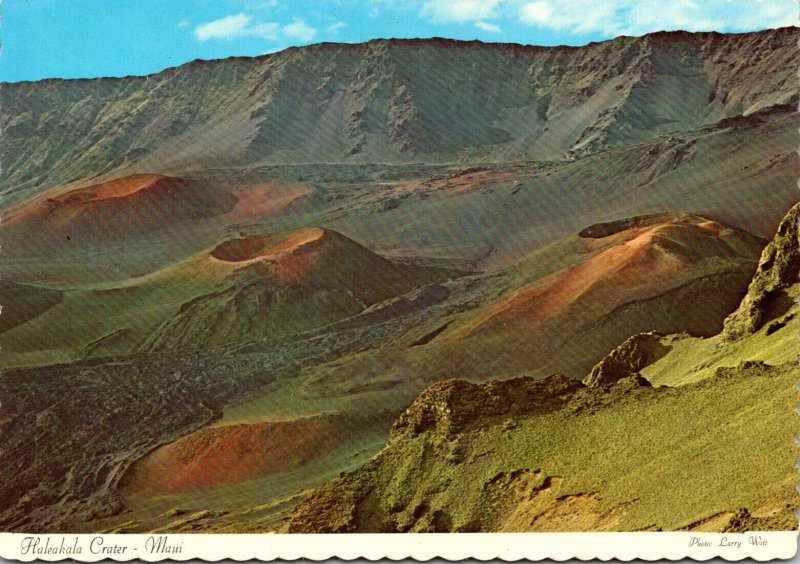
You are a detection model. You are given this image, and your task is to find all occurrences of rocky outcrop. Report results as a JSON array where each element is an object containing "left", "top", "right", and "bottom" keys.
[
  {"left": 390, "top": 374, "right": 583, "bottom": 440},
  {"left": 286, "top": 363, "right": 700, "bottom": 533},
  {"left": 289, "top": 374, "right": 586, "bottom": 533},
  {"left": 582, "top": 332, "right": 666, "bottom": 387},
  {"left": 722, "top": 202, "right": 800, "bottom": 340}
]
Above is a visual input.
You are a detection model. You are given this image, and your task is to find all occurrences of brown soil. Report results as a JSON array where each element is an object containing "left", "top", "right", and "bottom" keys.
[
  {"left": 211, "top": 235, "right": 271, "bottom": 262},
  {"left": 481, "top": 471, "right": 625, "bottom": 532},
  {"left": 52, "top": 174, "right": 173, "bottom": 204},
  {"left": 227, "top": 182, "right": 313, "bottom": 220},
  {"left": 5, "top": 174, "right": 238, "bottom": 240}
]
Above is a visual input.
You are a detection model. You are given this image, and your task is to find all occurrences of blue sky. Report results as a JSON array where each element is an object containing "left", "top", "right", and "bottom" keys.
[{"left": 2, "top": 0, "right": 797, "bottom": 83}]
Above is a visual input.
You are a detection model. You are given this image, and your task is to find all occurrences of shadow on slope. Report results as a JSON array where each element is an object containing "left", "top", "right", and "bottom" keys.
[{"left": 142, "top": 227, "right": 450, "bottom": 351}]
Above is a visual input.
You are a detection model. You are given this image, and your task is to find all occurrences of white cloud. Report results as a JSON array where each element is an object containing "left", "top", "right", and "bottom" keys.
[
  {"left": 327, "top": 20, "right": 347, "bottom": 33},
  {"left": 194, "top": 13, "right": 320, "bottom": 45},
  {"left": 282, "top": 18, "right": 317, "bottom": 42},
  {"left": 195, "top": 14, "right": 249, "bottom": 40},
  {"left": 421, "top": 0, "right": 503, "bottom": 23},
  {"left": 194, "top": 14, "right": 251, "bottom": 41},
  {"left": 517, "top": 0, "right": 797, "bottom": 37},
  {"left": 475, "top": 21, "right": 502, "bottom": 32},
  {"left": 177, "top": 20, "right": 190, "bottom": 29},
  {"left": 194, "top": 13, "right": 279, "bottom": 41},
  {"left": 519, "top": 1, "right": 551, "bottom": 25}
]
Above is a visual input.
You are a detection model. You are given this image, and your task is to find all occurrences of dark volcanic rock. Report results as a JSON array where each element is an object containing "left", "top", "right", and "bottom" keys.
[
  {"left": 390, "top": 374, "right": 582, "bottom": 440},
  {"left": 722, "top": 202, "right": 800, "bottom": 340},
  {"left": 582, "top": 331, "right": 667, "bottom": 388}
]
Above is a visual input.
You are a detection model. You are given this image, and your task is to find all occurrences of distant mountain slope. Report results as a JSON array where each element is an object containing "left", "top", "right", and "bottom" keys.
[{"left": 1, "top": 28, "right": 795, "bottom": 195}]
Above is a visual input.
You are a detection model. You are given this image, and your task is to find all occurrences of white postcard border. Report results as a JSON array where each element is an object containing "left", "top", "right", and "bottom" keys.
[{"left": 0, "top": 531, "right": 797, "bottom": 562}]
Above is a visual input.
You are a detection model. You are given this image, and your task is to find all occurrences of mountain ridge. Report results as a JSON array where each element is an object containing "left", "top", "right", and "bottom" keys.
[
  {"left": 2, "top": 27, "right": 795, "bottom": 194},
  {"left": 4, "top": 27, "right": 793, "bottom": 86}
]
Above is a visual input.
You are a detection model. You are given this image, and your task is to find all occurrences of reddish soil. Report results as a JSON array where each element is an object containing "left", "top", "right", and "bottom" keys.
[
  {"left": 2, "top": 174, "right": 237, "bottom": 239},
  {"left": 124, "top": 415, "right": 341, "bottom": 494},
  {"left": 459, "top": 220, "right": 750, "bottom": 338},
  {"left": 209, "top": 228, "right": 324, "bottom": 264},
  {"left": 227, "top": 182, "right": 313, "bottom": 219},
  {"left": 52, "top": 174, "right": 171, "bottom": 204},
  {"left": 440, "top": 169, "right": 516, "bottom": 196}
]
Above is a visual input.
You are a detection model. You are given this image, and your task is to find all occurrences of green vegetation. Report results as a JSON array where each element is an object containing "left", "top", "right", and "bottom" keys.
[
  {"left": 289, "top": 356, "right": 798, "bottom": 532},
  {"left": 643, "top": 288, "right": 800, "bottom": 386}
]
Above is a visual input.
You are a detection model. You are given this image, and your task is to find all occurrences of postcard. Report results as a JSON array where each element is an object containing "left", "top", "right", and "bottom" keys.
[{"left": 0, "top": 0, "right": 798, "bottom": 560}]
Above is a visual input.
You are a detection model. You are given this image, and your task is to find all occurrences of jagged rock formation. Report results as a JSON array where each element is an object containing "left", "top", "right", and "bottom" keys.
[
  {"left": 287, "top": 373, "right": 655, "bottom": 533},
  {"left": 582, "top": 332, "right": 665, "bottom": 387},
  {"left": 722, "top": 202, "right": 800, "bottom": 340},
  {"left": 1, "top": 28, "right": 796, "bottom": 194},
  {"left": 390, "top": 374, "right": 582, "bottom": 440}
]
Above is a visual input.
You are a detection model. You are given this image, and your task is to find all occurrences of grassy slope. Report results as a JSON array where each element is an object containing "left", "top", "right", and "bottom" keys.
[
  {"left": 642, "top": 285, "right": 800, "bottom": 386},
  {"left": 380, "top": 363, "right": 796, "bottom": 531},
  {"left": 287, "top": 267, "right": 800, "bottom": 533},
  {"left": 0, "top": 249, "right": 236, "bottom": 366}
]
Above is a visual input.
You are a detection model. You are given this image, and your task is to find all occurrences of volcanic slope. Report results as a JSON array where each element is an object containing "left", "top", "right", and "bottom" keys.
[
  {"left": 1, "top": 101, "right": 796, "bottom": 369},
  {"left": 142, "top": 227, "right": 450, "bottom": 351},
  {"left": 0, "top": 221, "right": 447, "bottom": 366},
  {"left": 85, "top": 211, "right": 766, "bottom": 533},
  {"left": 0, "top": 28, "right": 797, "bottom": 535},
  {"left": 325, "top": 105, "right": 799, "bottom": 272},
  {"left": 293, "top": 213, "right": 765, "bottom": 398},
  {"left": 286, "top": 204, "right": 800, "bottom": 533},
  {"left": 0, "top": 172, "right": 318, "bottom": 284},
  {"left": 438, "top": 213, "right": 765, "bottom": 378},
  {"left": 1, "top": 175, "right": 235, "bottom": 250}
]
